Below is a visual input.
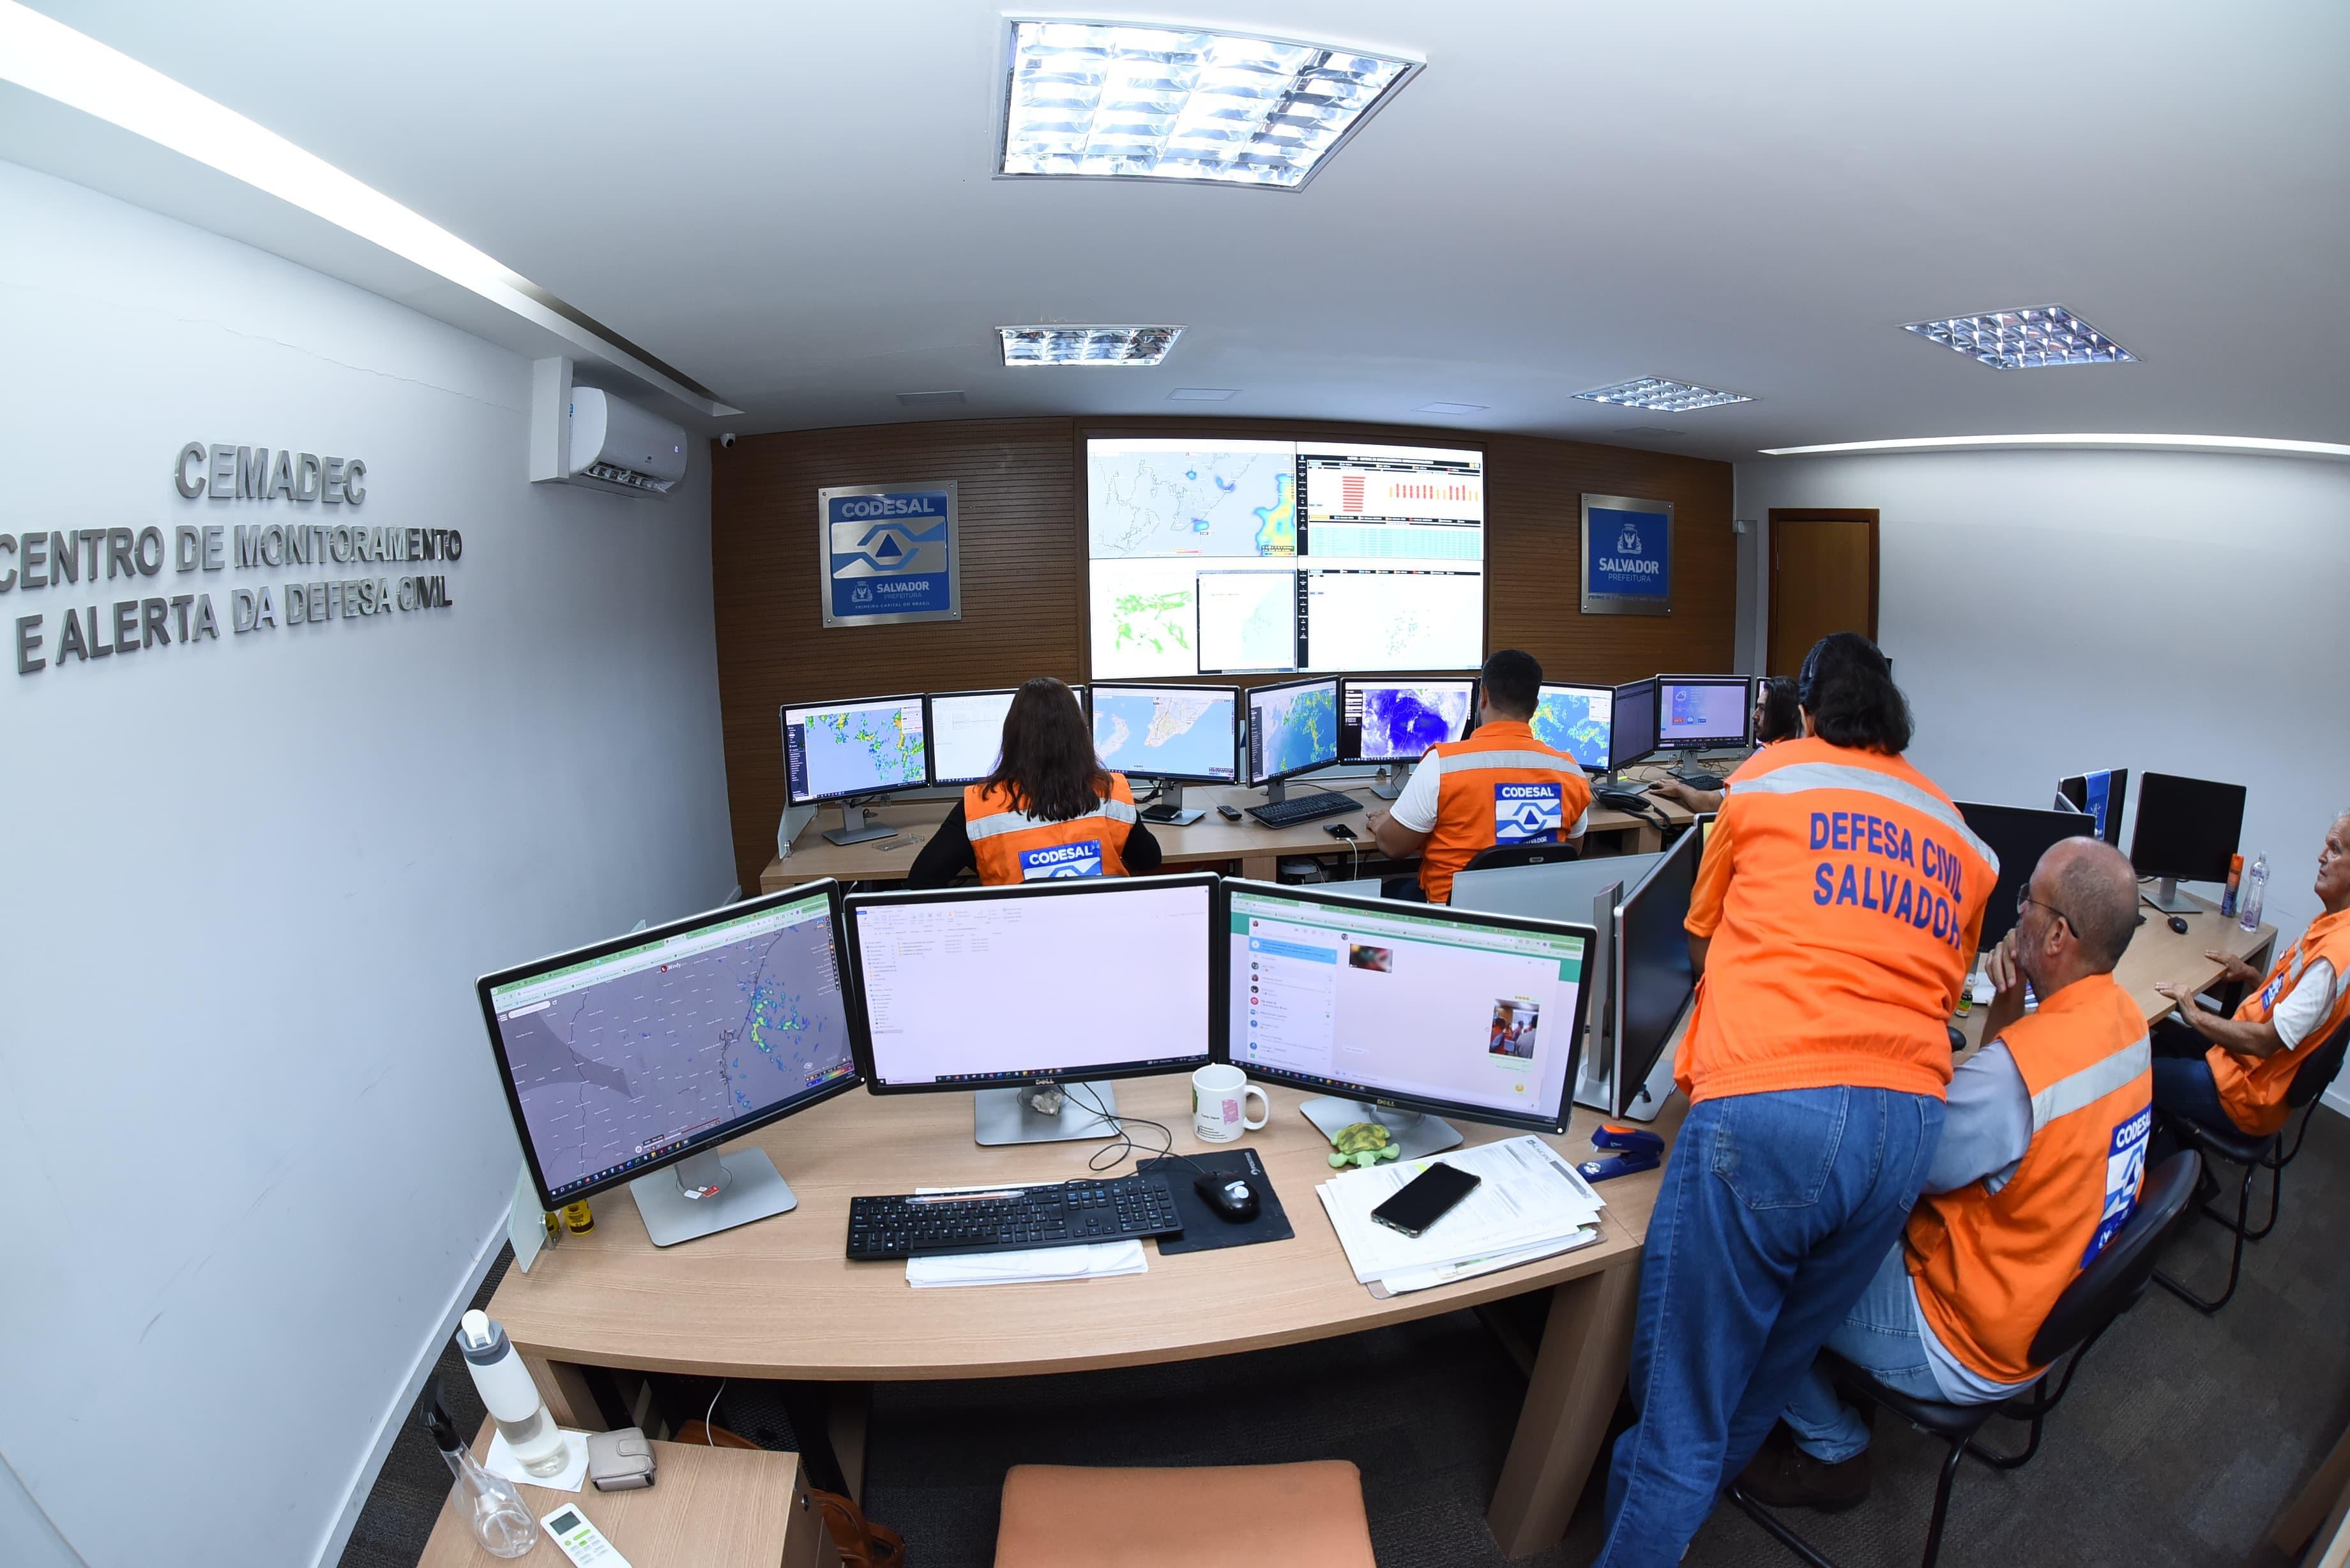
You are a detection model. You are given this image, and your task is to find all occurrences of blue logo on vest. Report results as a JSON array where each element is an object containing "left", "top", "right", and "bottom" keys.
[
  {"left": 1493, "top": 782, "right": 1561, "bottom": 844},
  {"left": 2082, "top": 1104, "right": 2151, "bottom": 1267},
  {"left": 1019, "top": 841, "right": 1103, "bottom": 880}
]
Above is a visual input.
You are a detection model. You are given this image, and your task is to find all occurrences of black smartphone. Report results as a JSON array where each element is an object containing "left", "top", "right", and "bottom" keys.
[
  {"left": 1369, "top": 1162, "right": 1482, "bottom": 1238},
  {"left": 1324, "top": 823, "right": 1356, "bottom": 840}
]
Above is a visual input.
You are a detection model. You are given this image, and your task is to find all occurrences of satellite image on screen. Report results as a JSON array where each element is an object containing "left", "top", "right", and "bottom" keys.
[
  {"left": 1359, "top": 684, "right": 1471, "bottom": 760},
  {"left": 1533, "top": 689, "right": 1612, "bottom": 770},
  {"left": 1093, "top": 689, "right": 1237, "bottom": 780},
  {"left": 788, "top": 702, "right": 927, "bottom": 801},
  {"left": 1254, "top": 682, "right": 1338, "bottom": 779}
]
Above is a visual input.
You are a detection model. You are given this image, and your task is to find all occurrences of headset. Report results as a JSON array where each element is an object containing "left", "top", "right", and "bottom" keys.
[{"left": 1796, "top": 631, "right": 1891, "bottom": 710}]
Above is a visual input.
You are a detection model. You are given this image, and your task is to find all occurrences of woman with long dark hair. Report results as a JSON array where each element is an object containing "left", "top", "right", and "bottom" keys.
[{"left": 907, "top": 677, "right": 1162, "bottom": 887}]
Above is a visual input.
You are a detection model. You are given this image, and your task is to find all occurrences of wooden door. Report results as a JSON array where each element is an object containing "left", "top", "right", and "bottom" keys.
[{"left": 1768, "top": 510, "right": 1879, "bottom": 675}]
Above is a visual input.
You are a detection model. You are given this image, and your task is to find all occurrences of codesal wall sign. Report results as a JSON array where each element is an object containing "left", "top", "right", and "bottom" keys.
[
  {"left": 6, "top": 441, "right": 463, "bottom": 677},
  {"left": 1579, "top": 492, "right": 1673, "bottom": 617},
  {"left": 818, "top": 481, "right": 960, "bottom": 628}
]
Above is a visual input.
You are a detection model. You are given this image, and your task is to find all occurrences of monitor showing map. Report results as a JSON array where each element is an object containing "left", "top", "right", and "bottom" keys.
[
  {"left": 1533, "top": 683, "right": 1613, "bottom": 773},
  {"left": 1340, "top": 677, "right": 1476, "bottom": 763},
  {"left": 927, "top": 684, "right": 1088, "bottom": 787},
  {"left": 1248, "top": 676, "right": 1339, "bottom": 784},
  {"left": 1091, "top": 684, "right": 1240, "bottom": 783},
  {"left": 1087, "top": 437, "right": 1484, "bottom": 679},
  {"left": 782, "top": 695, "right": 929, "bottom": 806}
]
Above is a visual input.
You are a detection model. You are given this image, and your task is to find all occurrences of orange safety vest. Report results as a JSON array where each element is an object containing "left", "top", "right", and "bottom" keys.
[
  {"left": 962, "top": 774, "right": 1137, "bottom": 886},
  {"left": 1676, "top": 736, "right": 1998, "bottom": 1104},
  {"left": 1414, "top": 720, "right": 1593, "bottom": 905},
  {"left": 2208, "top": 907, "right": 2350, "bottom": 1135},
  {"left": 1905, "top": 973, "right": 2152, "bottom": 1385}
]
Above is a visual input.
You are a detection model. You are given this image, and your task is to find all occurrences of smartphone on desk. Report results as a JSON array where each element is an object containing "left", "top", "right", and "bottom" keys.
[{"left": 1370, "top": 1162, "right": 1481, "bottom": 1239}]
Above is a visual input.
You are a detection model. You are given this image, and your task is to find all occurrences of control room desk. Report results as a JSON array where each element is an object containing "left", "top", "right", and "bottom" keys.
[
  {"left": 1956, "top": 892, "right": 2273, "bottom": 1049},
  {"left": 761, "top": 780, "right": 1692, "bottom": 893},
  {"left": 485, "top": 1074, "right": 1676, "bottom": 1560}
]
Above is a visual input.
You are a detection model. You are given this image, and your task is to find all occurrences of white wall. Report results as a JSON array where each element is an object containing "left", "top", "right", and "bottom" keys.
[{"left": 0, "top": 162, "right": 734, "bottom": 1566}]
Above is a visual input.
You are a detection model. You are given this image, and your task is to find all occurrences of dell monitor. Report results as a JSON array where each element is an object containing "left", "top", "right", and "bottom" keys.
[
  {"left": 927, "top": 684, "right": 1088, "bottom": 788},
  {"left": 1339, "top": 675, "right": 1476, "bottom": 796},
  {"left": 1091, "top": 683, "right": 1240, "bottom": 822},
  {"left": 844, "top": 873, "right": 1217, "bottom": 1145},
  {"left": 1655, "top": 675, "right": 1754, "bottom": 752},
  {"left": 477, "top": 882, "right": 861, "bottom": 1246},
  {"left": 1247, "top": 675, "right": 1340, "bottom": 803},
  {"left": 1957, "top": 802, "right": 2097, "bottom": 952},
  {"left": 1533, "top": 682, "right": 1614, "bottom": 774},
  {"left": 1607, "top": 678, "right": 1659, "bottom": 776},
  {"left": 2132, "top": 772, "right": 2248, "bottom": 914},
  {"left": 782, "top": 693, "right": 929, "bottom": 845},
  {"left": 1612, "top": 825, "right": 1701, "bottom": 1122},
  {"left": 1222, "top": 880, "right": 1594, "bottom": 1157},
  {"left": 2058, "top": 768, "right": 2130, "bottom": 848}
]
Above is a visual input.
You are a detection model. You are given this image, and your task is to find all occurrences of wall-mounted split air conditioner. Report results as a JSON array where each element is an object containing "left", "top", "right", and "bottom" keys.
[{"left": 529, "top": 358, "right": 689, "bottom": 498}]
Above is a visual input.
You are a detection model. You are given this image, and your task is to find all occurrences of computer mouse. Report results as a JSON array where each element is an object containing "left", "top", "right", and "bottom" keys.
[
  {"left": 1217, "top": 805, "right": 1243, "bottom": 822},
  {"left": 1194, "top": 1172, "right": 1261, "bottom": 1223},
  {"left": 2168, "top": 915, "right": 2190, "bottom": 935}
]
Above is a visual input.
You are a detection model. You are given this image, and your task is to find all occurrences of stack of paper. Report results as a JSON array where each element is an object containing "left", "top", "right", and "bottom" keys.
[
  {"left": 900, "top": 1184, "right": 1151, "bottom": 1288},
  {"left": 1317, "top": 1135, "right": 1606, "bottom": 1296}
]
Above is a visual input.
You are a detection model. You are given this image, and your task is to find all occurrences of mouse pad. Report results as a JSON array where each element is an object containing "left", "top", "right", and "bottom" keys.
[{"left": 1141, "top": 1147, "right": 1295, "bottom": 1255}]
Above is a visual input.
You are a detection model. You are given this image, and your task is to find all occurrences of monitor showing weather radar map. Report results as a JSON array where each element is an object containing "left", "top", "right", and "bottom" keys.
[{"left": 1087, "top": 438, "right": 1484, "bottom": 679}]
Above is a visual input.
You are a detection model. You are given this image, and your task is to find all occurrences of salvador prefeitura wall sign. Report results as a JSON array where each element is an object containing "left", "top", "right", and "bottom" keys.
[{"left": 6, "top": 441, "right": 462, "bottom": 677}]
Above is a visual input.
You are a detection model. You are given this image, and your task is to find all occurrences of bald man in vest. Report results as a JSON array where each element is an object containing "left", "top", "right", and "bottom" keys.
[
  {"left": 1740, "top": 837, "right": 2149, "bottom": 1509},
  {"left": 1367, "top": 648, "right": 1591, "bottom": 903}
]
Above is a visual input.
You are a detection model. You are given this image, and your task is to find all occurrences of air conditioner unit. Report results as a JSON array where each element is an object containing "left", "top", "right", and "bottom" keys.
[{"left": 565, "top": 387, "right": 686, "bottom": 496}]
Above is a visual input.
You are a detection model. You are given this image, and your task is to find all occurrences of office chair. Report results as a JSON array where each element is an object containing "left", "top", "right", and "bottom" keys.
[
  {"left": 2153, "top": 1014, "right": 2350, "bottom": 1313},
  {"left": 1729, "top": 1150, "right": 2202, "bottom": 1568},
  {"left": 1457, "top": 841, "right": 1581, "bottom": 878}
]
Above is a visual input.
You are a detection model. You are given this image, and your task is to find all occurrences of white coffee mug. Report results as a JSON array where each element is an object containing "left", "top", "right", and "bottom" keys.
[{"left": 1192, "top": 1063, "right": 1270, "bottom": 1142}]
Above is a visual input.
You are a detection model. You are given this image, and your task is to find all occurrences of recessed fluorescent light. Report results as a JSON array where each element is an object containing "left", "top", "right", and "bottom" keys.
[
  {"left": 1758, "top": 433, "right": 2350, "bottom": 460},
  {"left": 1575, "top": 377, "right": 1754, "bottom": 413},
  {"left": 998, "top": 20, "right": 1420, "bottom": 190},
  {"left": 1169, "top": 388, "right": 1238, "bottom": 402},
  {"left": 895, "top": 390, "right": 967, "bottom": 407},
  {"left": 1900, "top": 305, "right": 2134, "bottom": 370},
  {"left": 0, "top": 0, "right": 734, "bottom": 416},
  {"left": 1412, "top": 402, "right": 1487, "bottom": 416},
  {"left": 999, "top": 325, "right": 1181, "bottom": 366}
]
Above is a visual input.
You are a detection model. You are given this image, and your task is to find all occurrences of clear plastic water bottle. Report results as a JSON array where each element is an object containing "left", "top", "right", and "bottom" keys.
[
  {"left": 421, "top": 1387, "right": 538, "bottom": 1558},
  {"left": 2239, "top": 854, "right": 2267, "bottom": 933}
]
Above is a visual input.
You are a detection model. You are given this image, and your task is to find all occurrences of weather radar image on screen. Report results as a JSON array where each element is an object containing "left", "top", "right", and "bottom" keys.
[
  {"left": 1093, "top": 687, "right": 1238, "bottom": 781},
  {"left": 1356, "top": 682, "right": 1472, "bottom": 761},
  {"left": 1533, "top": 686, "right": 1613, "bottom": 771},
  {"left": 1252, "top": 680, "right": 1338, "bottom": 780},
  {"left": 784, "top": 697, "right": 927, "bottom": 803}
]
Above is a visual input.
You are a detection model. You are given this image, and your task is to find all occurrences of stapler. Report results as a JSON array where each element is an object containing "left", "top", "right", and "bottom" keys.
[{"left": 1579, "top": 1124, "right": 1664, "bottom": 1183}]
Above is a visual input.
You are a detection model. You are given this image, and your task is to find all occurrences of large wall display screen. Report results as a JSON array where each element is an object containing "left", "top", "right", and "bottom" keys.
[{"left": 1086, "top": 438, "right": 1485, "bottom": 679}]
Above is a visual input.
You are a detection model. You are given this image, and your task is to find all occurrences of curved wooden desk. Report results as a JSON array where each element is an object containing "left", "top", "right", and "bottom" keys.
[{"left": 487, "top": 1073, "right": 1671, "bottom": 1558}]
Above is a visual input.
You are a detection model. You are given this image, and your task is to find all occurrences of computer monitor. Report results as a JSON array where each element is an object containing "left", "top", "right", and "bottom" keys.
[
  {"left": 1655, "top": 675, "right": 1753, "bottom": 751},
  {"left": 1247, "top": 675, "right": 1339, "bottom": 801},
  {"left": 2131, "top": 772, "right": 2248, "bottom": 914},
  {"left": 1957, "top": 802, "right": 2096, "bottom": 952},
  {"left": 2057, "top": 768, "right": 2130, "bottom": 848},
  {"left": 476, "top": 882, "right": 861, "bottom": 1246},
  {"left": 844, "top": 873, "right": 1217, "bottom": 1145},
  {"left": 1222, "top": 880, "right": 1594, "bottom": 1156},
  {"left": 781, "top": 693, "right": 929, "bottom": 845},
  {"left": 1612, "top": 825, "right": 1701, "bottom": 1122},
  {"left": 1607, "top": 678, "right": 1658, "bottom": 774},
  {"left": 927, "top": 684, "right": 1089, "bottom": 788},
  {"left": 1533, "top": 682, "right": 1614, "bottom": 773},
  {"left": 1090, "top": 684, "right": 1240, "bottom": 822},
  {"left": 1338, "top": 676, "right": 1476, "bottom": 767}
]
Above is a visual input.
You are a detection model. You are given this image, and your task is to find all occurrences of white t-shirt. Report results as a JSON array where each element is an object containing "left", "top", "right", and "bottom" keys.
[
  {"left": 1390, "top": 753, "right": 1593, "bottom": 838},
  {"left": 2271, "top": 956, "right": 2345, "bottom": 1049}
]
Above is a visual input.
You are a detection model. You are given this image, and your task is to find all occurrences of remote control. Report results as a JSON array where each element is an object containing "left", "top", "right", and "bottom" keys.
[
  {"left": 542, "top": 1504, "right": 633, "bottom": 1568},
  {"left": 1217, "top": 805, "right": 1242, "bottom": 822}
]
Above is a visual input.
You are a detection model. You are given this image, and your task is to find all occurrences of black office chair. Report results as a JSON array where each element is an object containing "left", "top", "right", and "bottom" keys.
[
  {"left": 1455, "top": 841, "right": 1580, "bottom": 880},
  {"left": 1729, "top": 1150, "right": 2202, "bottom": 1568},
  {"left": 2153, "top": 1015, "right": 2350, "bottom": 1313}
]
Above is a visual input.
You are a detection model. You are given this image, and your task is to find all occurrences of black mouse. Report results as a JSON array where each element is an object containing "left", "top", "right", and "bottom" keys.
[
  {"left": 1194, "top": 1172, "right": 1261, "bottom": 1223},
  {"left": 2168, "top": 915, "right": 2190, "bottom": 935}
]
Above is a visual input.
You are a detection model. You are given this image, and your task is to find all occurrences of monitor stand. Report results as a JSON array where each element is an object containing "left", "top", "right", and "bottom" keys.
[
  {"left": 1139, "top": 782, "right": 1204, "bottom": 827},
  {"left": 1617, "top": 1048, "right": 1681, "bottom": 1125},
  {"left": 2142, "top": 877, "right": 2204, "bottom": 915},
  {"left": 823, "top": 803, "right": 896, "bottom": 846},
  {"left": 974, "top": 1080, "right": 1121, "bottom": 1146},
  {"left": 1370, "top": 765, "right": 1404, "bottom": 801},
  {"left": 630, "top": 1148, "right": 797, "bottom": 1247},
  {"left": 1300, "top": 1096, "right": 1462, "bottom": 1159}
]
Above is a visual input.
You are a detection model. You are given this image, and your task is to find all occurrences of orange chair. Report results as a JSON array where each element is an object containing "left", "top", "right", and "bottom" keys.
[{"left": 994, "top": 1461, "right": 1377, "bottom": 1568}]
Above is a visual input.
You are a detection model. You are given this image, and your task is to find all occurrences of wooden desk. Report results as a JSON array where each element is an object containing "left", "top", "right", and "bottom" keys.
[
  {"left": 417, "top": 1423, "right": 836, "bottom": 1568},
  {"left": 761, "top": 781, "right": 1690, "bottom": 893},
  {"left": 486, "top": 1074, "right": 1667, "bottom": 1560},
  {"left": 1955, "top": 894, "right": 2275, "bottom": 1048}
]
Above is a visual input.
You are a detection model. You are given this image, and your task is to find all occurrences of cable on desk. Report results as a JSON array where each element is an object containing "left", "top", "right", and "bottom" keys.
[{"left": 1065, "top": 1082, "right": 1213, "bottom": 1180}]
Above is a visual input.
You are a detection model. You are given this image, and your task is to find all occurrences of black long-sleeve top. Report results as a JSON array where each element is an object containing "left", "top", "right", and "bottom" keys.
[{"left": 907, "top": 801, "right": 1163, "bottom": 889}]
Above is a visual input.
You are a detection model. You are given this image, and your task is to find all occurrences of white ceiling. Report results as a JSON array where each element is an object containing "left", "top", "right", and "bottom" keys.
[{"left": 8, "top": 0, "right": 2347, "bottom": 460}]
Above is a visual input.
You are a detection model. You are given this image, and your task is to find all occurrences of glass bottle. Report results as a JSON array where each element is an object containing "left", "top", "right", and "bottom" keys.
[{"left": 422, "top": 1388, "right": 539, "bottom": 1558}]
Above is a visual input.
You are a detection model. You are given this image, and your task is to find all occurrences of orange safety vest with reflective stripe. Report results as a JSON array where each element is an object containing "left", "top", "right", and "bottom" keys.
[
  {"left": 1414, "top": 720, "right": 1592, "bottom": 905},
  {"left": 962, "top": 774, "right": 1137, "bottom": 886},
  {"left": 1905, "top": 974, "right": 2152, "bottom": 1385},
  {"left": 2208, "top": 908, "right": 2350, "bottom": 1135},
  {"left": 1676, "top": 736, "right": 1998, "bottom": 1104}
]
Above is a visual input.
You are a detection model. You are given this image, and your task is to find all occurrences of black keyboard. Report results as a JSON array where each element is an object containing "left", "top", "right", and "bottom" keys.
[
  {"left": 1671, "top": 769, "right": 1726, "bottom": 792},
  {"left": 845, "top": 1174, "right": 1183, "bottom": 1261},
  {"left": 1247, "top": 790, "right": 1359, "bottom": 828}
]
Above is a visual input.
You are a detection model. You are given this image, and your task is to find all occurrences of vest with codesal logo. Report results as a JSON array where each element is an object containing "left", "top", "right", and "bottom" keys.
[
  {"left": 1675, "top": 737, "right": 1998, "bottom": 1104},
  {"left": 1906, "top": 973, "right": 2152, "bottom": 1385},
  {"left": 963, "top": 774, "right": 1137, "bottom": 886},
  {"left": 2208, "top": 907, "right": 2350, "bottom": 1135},
  {"left": 1416, "top": 720, "right": 1592, "bottom": 905}
]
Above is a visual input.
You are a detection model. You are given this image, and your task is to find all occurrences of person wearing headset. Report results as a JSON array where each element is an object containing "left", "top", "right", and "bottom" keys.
[
  {"left": 1653, "top": 676, "right": 1803, "bottom": 814},
  {"left": 1595, "top": 633, "right": 1998, "bottom": 1568}
]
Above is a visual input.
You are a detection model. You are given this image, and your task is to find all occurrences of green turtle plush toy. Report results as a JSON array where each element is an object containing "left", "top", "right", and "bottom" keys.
[{"left": 1328, "top": 1121, "right": 1404, "bottom": 1168}]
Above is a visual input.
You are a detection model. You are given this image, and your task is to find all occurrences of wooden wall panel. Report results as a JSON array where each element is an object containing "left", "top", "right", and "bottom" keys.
[{"left": 710, "top": 416, "right": 1733, "bottom": 896}]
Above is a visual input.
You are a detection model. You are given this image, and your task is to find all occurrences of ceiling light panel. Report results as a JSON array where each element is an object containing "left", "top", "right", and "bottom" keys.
[
  {"left": 999, "top": 20, "right": 1419, "bottom": 190},
  {"left": 1575, "top": 378, "right": 1754, "bottom": 413},
  {"left": 1000, "top": 324, "right": 1182, "bottom": 366},
  {"left": 1900, "top": 305, "right": 2135, "bottom": 370}
]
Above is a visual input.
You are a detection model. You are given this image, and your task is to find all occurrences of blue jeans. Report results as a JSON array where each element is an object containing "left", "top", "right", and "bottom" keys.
[
  {"left": 1779, "top": 1244, "right": 1951, "bottom": 1461},
  {"left": 2151, "top": 1057, "right": 2237, "bottom": 1138},
  {"left": 1596, "top": 1085, "right": 1944, "bottom": 1568}
]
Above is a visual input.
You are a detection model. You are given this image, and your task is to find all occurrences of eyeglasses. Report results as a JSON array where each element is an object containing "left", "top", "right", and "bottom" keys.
[{"left": 2017, "top": 880, "right": 2073, "bottom": 934}]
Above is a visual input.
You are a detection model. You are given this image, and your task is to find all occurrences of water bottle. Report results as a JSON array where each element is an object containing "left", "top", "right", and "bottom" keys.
[
  {"left": 2240, "top": 854, "right": 2267, "bottom": 933},
  {"left": 456, "top": 1309, "right": 570, "bottom": 1477},
  {"left": 421, "top": 1386, "right": 538, "bottom": 1558}
]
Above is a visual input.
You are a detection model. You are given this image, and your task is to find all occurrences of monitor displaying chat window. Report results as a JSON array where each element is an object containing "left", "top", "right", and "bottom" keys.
[
  {"left": 781, "top": 695, "right": 928, "bottom": 805},
  {"left": 1225, "top": 883, "right": 1591, "bottom": 1135},
  {"left": 1655, "top": 676, "right": 1751, "bottom": 751}
]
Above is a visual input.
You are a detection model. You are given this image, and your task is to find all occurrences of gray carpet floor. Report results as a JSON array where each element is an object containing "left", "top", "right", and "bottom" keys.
[{"left": 342, "top": 1110, "right": 2350, "bottom": 1567}]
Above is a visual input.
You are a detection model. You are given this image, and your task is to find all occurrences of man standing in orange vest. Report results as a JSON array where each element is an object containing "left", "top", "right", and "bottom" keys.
[
  {"left": 1367, "top": 649, "right": 1590, "bottom": 903},
  {"left": 1738, "top": 837, "right": 2149, "bottom": 1509}
]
